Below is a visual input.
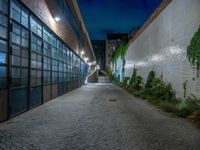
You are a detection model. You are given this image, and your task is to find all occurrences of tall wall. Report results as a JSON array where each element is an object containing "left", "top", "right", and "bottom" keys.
[{"left": 125, "top": 0, "right": 200, "bottom": 98}]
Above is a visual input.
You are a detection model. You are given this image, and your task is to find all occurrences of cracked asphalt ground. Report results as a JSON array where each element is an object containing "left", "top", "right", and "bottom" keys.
[{"left": 0, "top": 83, "right": 200, "bottom": 150}]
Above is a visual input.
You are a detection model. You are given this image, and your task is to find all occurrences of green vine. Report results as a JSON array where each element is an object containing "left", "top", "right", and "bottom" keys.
[
  {"left": 111, "top": 42, "right": 128, "bottom": 63},
  {"left": 187, "top": 26, "right": 200, "bottom": 72}
]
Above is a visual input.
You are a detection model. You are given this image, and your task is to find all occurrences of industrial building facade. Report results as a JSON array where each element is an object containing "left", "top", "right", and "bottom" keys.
[{"left": 0, "top": 0, "right": 95, "bottom": 122}]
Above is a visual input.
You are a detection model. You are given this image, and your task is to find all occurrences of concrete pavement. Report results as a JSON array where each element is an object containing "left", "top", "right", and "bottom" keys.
[{"left": 0, "top": 83, "right": 200, "bottom": 150}]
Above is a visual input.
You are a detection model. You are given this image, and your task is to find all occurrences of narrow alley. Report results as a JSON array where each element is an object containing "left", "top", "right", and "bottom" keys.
[{"left": 0, "top": 83, "right": 199, "bottom": 150}]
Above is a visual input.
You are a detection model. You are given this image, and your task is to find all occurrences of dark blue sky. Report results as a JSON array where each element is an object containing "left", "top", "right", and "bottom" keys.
[{"left": 78, "top": 0, "right": 162, "bottom": 40}]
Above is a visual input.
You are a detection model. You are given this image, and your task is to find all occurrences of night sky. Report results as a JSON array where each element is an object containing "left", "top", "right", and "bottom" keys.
[{"left": 78, "top": 0, "right": 162, "bottom": 40}]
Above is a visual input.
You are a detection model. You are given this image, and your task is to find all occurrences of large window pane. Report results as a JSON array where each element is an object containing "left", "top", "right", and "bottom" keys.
[
  {"left": 31, "top": 34, "right": 42, "bottom": 53},
  {"left": 37, "top": 55, "right": 42, "bottom": 62},
  {"left": 12, "top": 33, "right": 20, "bottom": 45},
  {"left": 37, "top": 70, "right": 41, "bottom": 85},
  {"left": 13, "top": 23, "right": 20, "bottom": 35},
  {"left": 0, "top": 0, "right": 8, "bottom": 14},
  {"left": 21, "top": 58, "right": 28, "bottom": 67},
  {"left": 22, "top": 28, "right": 29, "bottom": 38},
  {"left": 31, "top": 60, "right": 37, "bottom": 68},
  {"left": 0, "top": 77, "right": 7, "bottom": 89},
  {"left": 21, "top": 68, "right": 28, "bottom": 85},
  {"left": 0, "top": 40, "right": 7, "bottom": 52},
  {"left": 31, "top": 69, "right": 36, "bottom": 86},
  {"left": 0, "top": 66, "right": 6, "bottom": 77},
  {"left": 31, "top": 52, "right": 37, "bottom": 60},
  {"left": 21, "top": 8, "right": 28, "bottom": 27},
  {"left": 0, "top": 14, "right": 7, "bottom": 27},
  {"left": 11, "top": 67, "right": 20, "bottom": 86},
  {"left": 12, "top": 55, "right": 20, "bottom": 66},
  {"left": 12, "top": 9, "right": 20, "bottom": 22},
  {"left": 31, "top": 16, "right": 42, "bottom": 37},
  {"left": 21, "top": 48, "right": 28, "bottom": 58},
  {"left": 37, "top": 62, "right": 42, "bottom": 69},
  {"left": 12, "top": 0, "right": 20, "bottom": 13},
  {"left": 12, "top": 45, "right": 20, "bottom": 56},
  {"left": 31, "top": 43, "right": 37, "bottom": 51},
  {"left": 22, "top": 38, "right": 28, "bottom": 47},
  {"left": 0, "top": 26, "right": 7, "bottom": 39},
  {"left": 11, "top": 0, "right": 21, "bottom": 23},
  {"left": 43, "top": 71, "right": 51, "bottom": 84},
  {"left": 0, "top": 52, "right": 7, "bottom": 64}
]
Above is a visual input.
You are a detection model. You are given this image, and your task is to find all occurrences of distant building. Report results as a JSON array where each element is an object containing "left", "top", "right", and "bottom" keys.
[
  {"left": 106, "top": 33, "right": 128, "bottom": 68},
  {"left": 91, "top": 40, "right": 106, "bottom": 71}
]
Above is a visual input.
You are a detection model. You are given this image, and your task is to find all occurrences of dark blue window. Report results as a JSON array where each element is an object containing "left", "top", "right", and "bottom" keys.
[
  {"left": 0, "top": 66, "right": 6, "bottom": 77},
  {"left": 0, "top": 0, "right": 8, "bottom": 14},
  {"left": 0, "top": 52, "right": 7, "bottom": 64},
  {"left": 0, "top": 39, "right": 7, "bottom": 52},
  {"left": 0, "top": 66, "right": 7, "bottom": 89}
]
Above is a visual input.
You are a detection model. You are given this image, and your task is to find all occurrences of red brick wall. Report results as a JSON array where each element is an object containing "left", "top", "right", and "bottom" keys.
[{"left": 21, "top": 0, "right": 79, "bottom": 51}]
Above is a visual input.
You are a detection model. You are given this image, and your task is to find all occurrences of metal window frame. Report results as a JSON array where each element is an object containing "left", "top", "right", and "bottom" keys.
[{"left": 6, "top": 0, "right": 87, "bottom": 119}]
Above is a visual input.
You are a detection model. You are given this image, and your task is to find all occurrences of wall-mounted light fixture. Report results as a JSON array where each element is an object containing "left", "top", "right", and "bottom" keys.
[
  {"left": 81, "top": 51, "right": 85, "bottom": 58},
  {"left": 54, "top": 17, "right": 60, "bottom": 22}
]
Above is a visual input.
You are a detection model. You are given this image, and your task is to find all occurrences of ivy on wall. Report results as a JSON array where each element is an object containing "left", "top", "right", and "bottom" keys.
[
  {"left": 111, "top": 42, "right": 128, "bottom": 63},
  {"left": 187, "top": 26, "right": 200, "bottom": 71},
  {"left": 111, "top": 42, "right": 129, "bottom": 75}
]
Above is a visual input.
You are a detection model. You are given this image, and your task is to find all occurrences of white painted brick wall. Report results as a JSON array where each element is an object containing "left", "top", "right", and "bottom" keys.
[{"left": 125, "top": 0, "right": 200, "bottom": 98}]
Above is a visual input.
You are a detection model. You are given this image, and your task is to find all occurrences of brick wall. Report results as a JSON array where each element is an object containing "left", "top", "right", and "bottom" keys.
[{"left": 125, "top": 0, "right": 200, "bottom": 98}]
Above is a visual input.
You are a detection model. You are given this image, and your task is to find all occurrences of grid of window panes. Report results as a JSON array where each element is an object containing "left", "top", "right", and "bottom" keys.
[
  {"left": 58, "top": 41, "right": 63, "bottom": 84},
  {"left": 43, "top": 27, "right": 52, "bottom": 85},
  {"left": 0, "top": 0, "right": 8, "bottom": 90},
  {"left": 78, "top": 56, "right": 81, "bottom": 81},
  {"left": 51, "top": 34, "right": 58, "bottom": 85},
  {"left": 63, "top": 46, "right": 67, "bottom": 82},
  {"left": 74, "top": 54, "right": 79, "bottom": 82},
  {"left": 30, "top": 19, "right": 42, "bottom": 87},
  {"left": 8, "top": 0, "right": 87, "bottom": 96},
  {"left": 10, "top": 0, "right": 29, "bottom": 88},
  {"left": 69, "top": 51, "right": 72, "bottom": 82},
  {"left": 55, "top": 0, "right": 83, "bottom": 46},
  {"left": 72, "top": 53, "right": 75, "bottom": 81},
  {"left": 42, "top": 26, "right": 86, "bottom": 88}
]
